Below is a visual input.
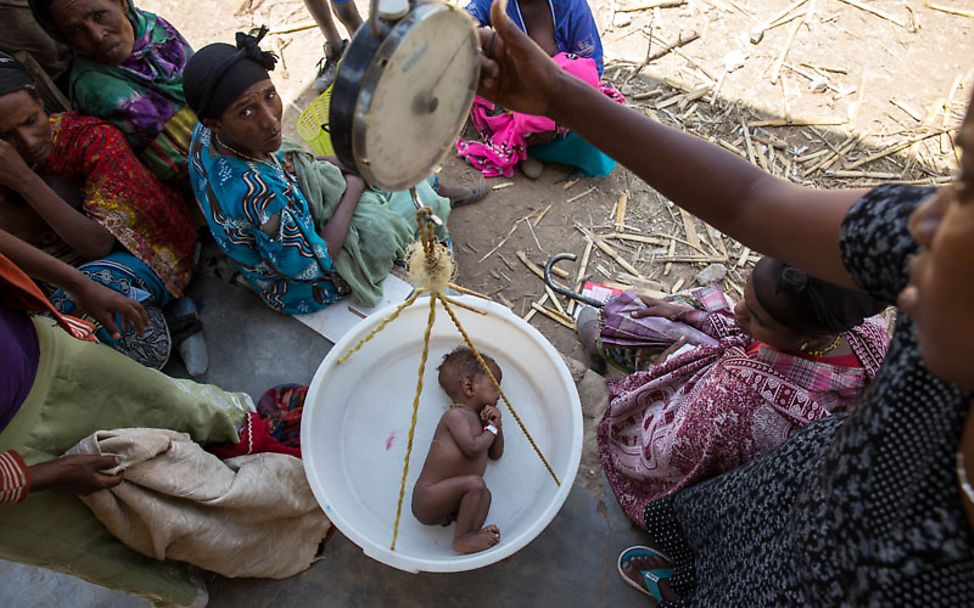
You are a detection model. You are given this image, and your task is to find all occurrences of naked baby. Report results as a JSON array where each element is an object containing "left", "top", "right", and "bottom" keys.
[{"left": 412, "top": 347, "right": 505, "bottom": 554}]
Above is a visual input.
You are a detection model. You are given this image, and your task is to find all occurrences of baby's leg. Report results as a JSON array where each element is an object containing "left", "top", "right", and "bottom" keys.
[{"left": 412, "top": 475, "right": 500, "bottom": 554}]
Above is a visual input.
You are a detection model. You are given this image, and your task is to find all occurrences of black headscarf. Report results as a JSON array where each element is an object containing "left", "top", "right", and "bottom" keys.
[
  {"left": 182, "top": 28, "right": 277, "bottom": 121},
  {"left": 751, "top": 257, "right": 884, "bottom": 335},
  {"left": 0, "top": 52, "right": 35, "bottom": 98}
]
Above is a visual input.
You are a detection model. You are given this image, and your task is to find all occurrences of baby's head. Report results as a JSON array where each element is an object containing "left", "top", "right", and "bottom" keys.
[{"left": 437, "top": 347, "right": 503, "bottom": 410}]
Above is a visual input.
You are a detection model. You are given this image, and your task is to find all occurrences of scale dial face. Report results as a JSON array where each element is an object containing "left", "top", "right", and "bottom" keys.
[{"left": 353, "top": 4, "right": 481, "bottom": 191}]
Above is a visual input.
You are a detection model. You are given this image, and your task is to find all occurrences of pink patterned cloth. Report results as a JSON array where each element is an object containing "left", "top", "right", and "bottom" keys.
[
  {"left": 597, "top": 292, "right": 890, "bottom": 527},
  {"left": 455, "top": 52, "right": 625, "bottom": 177}
]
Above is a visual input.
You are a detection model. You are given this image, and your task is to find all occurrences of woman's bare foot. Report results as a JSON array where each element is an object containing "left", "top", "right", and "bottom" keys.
[
  {"left": 453, "top": 524, "right": 501, "bottom": 554},
  {"left": 619, "top": 554, "right": 679, "bottom": 601}
]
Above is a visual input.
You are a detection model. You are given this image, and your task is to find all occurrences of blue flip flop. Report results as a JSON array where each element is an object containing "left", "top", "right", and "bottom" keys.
[{"left": 617, "top": 545, "right": 674, "bottom": 601}]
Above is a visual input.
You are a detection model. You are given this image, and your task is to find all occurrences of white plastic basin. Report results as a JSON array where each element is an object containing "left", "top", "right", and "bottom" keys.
[{"left": 301, "top": 294, "right": 583, "bottom": 572}]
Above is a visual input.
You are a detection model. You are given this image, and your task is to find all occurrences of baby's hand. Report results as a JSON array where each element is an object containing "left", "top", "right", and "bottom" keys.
[{"left": 481, "top": 405, "right": 502, "bottom": 427}]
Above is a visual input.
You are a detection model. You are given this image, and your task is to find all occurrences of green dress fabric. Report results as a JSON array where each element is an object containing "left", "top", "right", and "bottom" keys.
[
  {"left": 283, "top": 141, "right": 451, "bottom": 308},
  {"left": 67, "top": 1, "right": 195, "bottom": 181},
  {"left": 0, "top": 316, "right": 252, "bottom": 607}
]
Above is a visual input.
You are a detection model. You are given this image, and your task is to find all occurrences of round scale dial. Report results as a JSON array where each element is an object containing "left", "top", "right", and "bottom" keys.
[{"left": 335, "top": 3, "right": 481, "bottom": 191}]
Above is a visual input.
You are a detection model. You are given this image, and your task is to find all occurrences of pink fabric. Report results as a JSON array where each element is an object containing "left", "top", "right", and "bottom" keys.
[
  {"left": 456, "top": 52, "right": 625, "bottom": 177},
  {"left": 597, "top": 302, "right": 890, "bottom": 527}
]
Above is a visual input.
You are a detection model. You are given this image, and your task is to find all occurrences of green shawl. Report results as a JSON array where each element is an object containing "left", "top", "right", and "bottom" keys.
[{"left": 282, "top": 141, "right": 451, "bottom": 307}]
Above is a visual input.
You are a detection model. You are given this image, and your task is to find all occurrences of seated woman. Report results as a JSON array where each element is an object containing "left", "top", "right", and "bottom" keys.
[
  {"left": 182, "top": 31, "right": 483, "bottom": 314},
  {"left": 28, "top": 0, "right": 196, "bottom": 183},
  {"left": 583, "top": 256, "right": 889, "bottom": 526},
  {"left": 0, "top": 51, "right": 199, "bottom": 370},
  {"left": 458, "top": 0, "right": 623, "bottom": 179},
  {"left": 0, "top": 247, "right": 326, "bottom": 607}
]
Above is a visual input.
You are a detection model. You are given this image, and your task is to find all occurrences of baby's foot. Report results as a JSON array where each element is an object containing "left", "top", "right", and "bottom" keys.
[{"left": 453, "top": 525, "right": 501, "bottom": 554}]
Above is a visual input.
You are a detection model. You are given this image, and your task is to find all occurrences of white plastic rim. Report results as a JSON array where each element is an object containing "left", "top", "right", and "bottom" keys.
[{"left": 301, "top": 295, "right": 583, "bottom": 573}]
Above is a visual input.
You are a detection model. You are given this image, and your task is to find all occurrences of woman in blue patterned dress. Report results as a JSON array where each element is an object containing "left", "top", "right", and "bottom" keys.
[{"left": 181, "top": 32, "right": 480, "bottom": 314}]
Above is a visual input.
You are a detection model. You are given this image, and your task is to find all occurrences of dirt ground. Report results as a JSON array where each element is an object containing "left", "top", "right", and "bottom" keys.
[{"left": 146, "top": 0, "right": 972, "bottom": 360}]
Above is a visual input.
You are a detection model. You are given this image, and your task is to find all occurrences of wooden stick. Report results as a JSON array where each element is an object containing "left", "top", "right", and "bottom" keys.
[
  {"left": 516, "top": 250, "right": 570, "bottom": 280},
  {"left": 925, "top": 2, "right": 974, "bottom": 18},
  {"left": 533, "top": 203, "right": 553, "bottom": 227},
  {"left": 747, "top": 117, "right": 846, "bottom": 127},
  {"left": 736, "top": 246, "right": 751, "bottom": 267},
  {"left": 530, "top": 303, "right": 576, "bottom": 330},
  {"left": 545, "top": 285, "right": 568, "bottom": 317},
  {"left": 825, "top": 170, "right": 903, "bottom": 179},
  {"left": 566, "top": 186, "right": 598, "bottom": 204},
  {"left": 741, "top": 118, "right": 756, "bottom": 164},
  {"left": 890, "top": 99, "right": 923, "bottom": 122},
  {"left": 680, "top": 209, "right": 700, "bottom": 248},
  {"left": 478, "top": 221, "right": 521, "bottom": 263},
  {"left": 749, "top": 0, "right": 808, "bottom": 43},
  {"left": 593, "top": 239, "right": 644, "bottom": 277},
  {"left": 523, "top": 292, "right": 547, "bottom": 322},
  {"left": 942, "top": 73, "right": 964, "bottom": 155},
  {"left": 808, "top": 134, "right": 859, "bottom": 174},
  {"left": 651, "top": 254, "right": 730, "bottom": 263},
  {"left": 845, "top": 130, "right": 947, "bottom": 169},
  {"left": 608, "top": 233, "right": 669, "bottom": 246},
  {"left": 562, "top": 178, "right": 580, "bottom": 190},
  {"left": 836, "top": 0, "right": 906, "bottom": 27},
  {"left": 575, "top": 240, "right": 594, "bottom": 290},
  {"left": 795, "top": 148, "right": 832, "bottom": 163},
  {"left": 614, "top": 193, "right": 629, "bottom": 232},
  {"left": 618, "top": 0, "right": 685, "bottom": 12},
  {"left": 644, "top": 31, "right": 701, "bottom": 63},
  {"left": 268, "top": 20, "right": 317, "bottom": 35},
  {"left": 769, "top": 15, "right": 804, "bottom": 85},
  {"left": 491, "top": 182, "right": 515, "bottom": 191}
]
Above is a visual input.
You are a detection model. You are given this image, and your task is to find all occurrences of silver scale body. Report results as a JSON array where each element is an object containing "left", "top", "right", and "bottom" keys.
[{"left": 328, "top": 0, "right": 483, "bottom": 226}]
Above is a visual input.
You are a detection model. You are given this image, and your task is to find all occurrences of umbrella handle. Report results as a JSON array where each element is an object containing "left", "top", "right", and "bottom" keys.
[{"left": 544, "top": 253, "right": 604, "bottom": 308}]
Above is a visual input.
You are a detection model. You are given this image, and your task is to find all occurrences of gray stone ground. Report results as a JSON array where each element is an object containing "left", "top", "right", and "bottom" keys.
[{"left": 0, "top": 264, "right": 650, "bottom": 607}]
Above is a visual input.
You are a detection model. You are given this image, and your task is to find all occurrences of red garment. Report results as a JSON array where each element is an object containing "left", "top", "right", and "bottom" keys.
[
  {"left": 0, "top": 450, "right": 28, "bottom": 505},
  {"left": 745, "top": 341, "right": 865, "bottom": 369},
  {"left": 207, "top": 412, "right": 301, "bottom": 459},
  {"left": 0, "top": 252, "right": 95, "bottom": 340},
  {"left": 37, "top": 113, "right": 196, "bottom": 295}
]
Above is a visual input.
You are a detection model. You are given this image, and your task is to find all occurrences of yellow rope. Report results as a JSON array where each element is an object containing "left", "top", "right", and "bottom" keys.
[
  {"left": 442, "top": 295, "right": 488, "bottom": 317},
  {"left": 437, "top": 293, "right": 561, "bottom": 486},
  {"left": 337, "top": 289, "right": 425, "bottom": 365},
  {"left": 343, "top": 208, "right": 561, "bottom": 551},
  {"left": 390, "top": 294, "right": 437, "bottom": 550},
  {"left": 447, "top": 282, "right": 492, "bottom": 300}
]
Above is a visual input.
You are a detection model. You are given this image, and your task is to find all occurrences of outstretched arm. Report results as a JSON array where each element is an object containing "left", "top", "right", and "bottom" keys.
[
  {"left": 478, "top": 0, "right": 863, "bottom": 289},
  {"left": 0, "top": 142, "right": 115, "bottom": 259},
  {"left": 319, "top": 174, "right": 366, "bottom": 258},
  {"left": 443, "top": 409, "right": 495, "bottom": 459},
  {"left": 0, "top": 229, "right": 148, "bottom": 338}
]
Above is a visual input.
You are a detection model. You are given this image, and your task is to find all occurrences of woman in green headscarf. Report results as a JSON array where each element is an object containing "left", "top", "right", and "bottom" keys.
[{"left": 29, "top": 0, "right": 196, "bottom": 183}]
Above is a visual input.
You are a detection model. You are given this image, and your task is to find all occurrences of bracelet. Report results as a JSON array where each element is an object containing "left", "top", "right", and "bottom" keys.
[
  {"left": 957, "top": 450, "right": 974, "bottom": 504},
  {"left": 483, "top": 424, "right": 498, "bottom": 436}
]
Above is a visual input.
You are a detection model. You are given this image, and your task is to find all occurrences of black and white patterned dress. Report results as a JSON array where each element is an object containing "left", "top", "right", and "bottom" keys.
[{"left": 643, "top": 184, "right": 974, "bottom": 606}]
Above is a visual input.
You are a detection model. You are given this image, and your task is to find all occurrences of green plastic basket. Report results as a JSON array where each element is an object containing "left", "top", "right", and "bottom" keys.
[{"left": 296, "top": 84, "right": 335, "bottom": 156}]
